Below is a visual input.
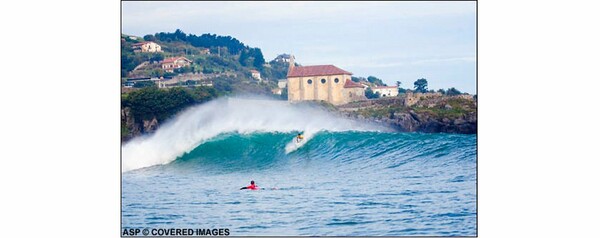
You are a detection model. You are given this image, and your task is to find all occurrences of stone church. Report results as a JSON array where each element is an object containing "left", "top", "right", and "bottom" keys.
[{"left": 287, "top": 57, "right": 365, "bottom": 105}]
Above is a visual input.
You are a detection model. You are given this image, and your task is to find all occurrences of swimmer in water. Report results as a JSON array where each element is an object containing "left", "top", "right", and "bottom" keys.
[{"left": 240, "top": 180, "right": 258, "bottom": 190}]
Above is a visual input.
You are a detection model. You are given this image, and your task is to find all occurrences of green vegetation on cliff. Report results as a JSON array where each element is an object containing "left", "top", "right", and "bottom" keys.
[
  {"left": 352, "top": 97, "right": 475, "bottom": 120},
  {"left": 149, "top": 29, "right": 247, "bottom": 55},
  {"left": 122, "top": 30, "right": 270, "bottom": 79},
  {"left": 342, "top": 94, "right": 476, "bottom": 133},
  {"left": 410, "top": 97, "right": 476, "bottom": 120},
  {"left": 122, "top": 86, "right": 217, "bottom": 122}
]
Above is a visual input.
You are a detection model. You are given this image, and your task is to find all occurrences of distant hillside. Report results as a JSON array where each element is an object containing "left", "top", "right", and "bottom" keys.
[
  {"left": 121, "top": 29, "right": 287, "bottom": 82},
  {"left": 121, "top": 30, "right": 295, "bottom": 141}
]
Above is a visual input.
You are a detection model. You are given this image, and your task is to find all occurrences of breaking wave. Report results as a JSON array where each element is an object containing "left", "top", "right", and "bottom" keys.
[{"left": 122, "top": 97, "right": 387, "bottom": 172}]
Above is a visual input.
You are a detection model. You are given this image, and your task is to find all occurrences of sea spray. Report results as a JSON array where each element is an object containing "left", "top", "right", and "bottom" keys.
[
  {"left": 284, "top": 130, "right": 317, "bottom": 154},
  {"left": 122, "top": 97, "right": 387, "bottom": 172}
]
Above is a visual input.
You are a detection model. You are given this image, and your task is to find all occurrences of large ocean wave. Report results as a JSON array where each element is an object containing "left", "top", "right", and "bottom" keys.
[{"left": 122, "top": 97, "right": 388, "bottom": 172}]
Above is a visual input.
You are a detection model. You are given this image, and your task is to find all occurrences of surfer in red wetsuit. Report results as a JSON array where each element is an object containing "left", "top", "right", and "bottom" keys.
[{"left": 240, "top": 180, "right": 258, "bottom": 190}]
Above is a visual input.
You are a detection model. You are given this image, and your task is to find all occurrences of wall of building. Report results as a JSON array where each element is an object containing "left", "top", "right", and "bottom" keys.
[
  {"left": 251, "top": 72, "right": 261, "bottom": 81},
  {"left": 404, "top": 92, "right": 443, "bottom": 106},
  {"left": 148, "top": 42, "right": 162, "bottom": 52},
  {"left": 162, "top": 59, "right": 191, "bottom": 70},
  {"left": 373, "top": 88, "right": 399, "bottom": 97},
  {"left": 288, "top": 74, "right": 350, "bottom": 105},
  {"left": 342, "top": 87, "right": 366, "bottom": 104},
  {"left": 277, "top": 80, "right": 287, "bottom": 89}
]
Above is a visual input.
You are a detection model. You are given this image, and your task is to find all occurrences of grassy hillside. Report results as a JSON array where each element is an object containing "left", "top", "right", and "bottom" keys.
[
  {"left": 121, "top": 30, "right": 292, "bottom": 141},
  {"left": 121, "top": 30, "right": 283, "bottom": 79}
]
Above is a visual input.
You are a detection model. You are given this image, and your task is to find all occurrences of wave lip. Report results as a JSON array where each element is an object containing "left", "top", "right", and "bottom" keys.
[{"left": 122, "top": 97, "right": 386, "bottom": 172}]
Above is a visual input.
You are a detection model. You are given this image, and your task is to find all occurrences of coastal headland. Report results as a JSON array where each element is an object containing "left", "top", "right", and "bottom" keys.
[{"left": 121, "top": 31, "right": 476, "bottom": 142}]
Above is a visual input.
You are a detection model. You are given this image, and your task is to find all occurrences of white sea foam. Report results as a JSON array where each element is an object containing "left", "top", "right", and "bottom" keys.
[{"left": 122, "top": 97, "right": 385, "bottom": 172}]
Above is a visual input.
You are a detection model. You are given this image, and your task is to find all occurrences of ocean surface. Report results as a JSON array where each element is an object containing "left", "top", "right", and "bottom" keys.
[{"left": 121, "top": 98, "right": 476, "bottom": 236}]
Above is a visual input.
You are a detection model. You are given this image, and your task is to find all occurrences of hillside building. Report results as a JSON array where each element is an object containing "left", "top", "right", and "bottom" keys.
[
  {"left": 132, "top": 41, "right": 162, "bottom": 53},
  {"left": 274, "top": 54, "right": 294, "bottom": 63},
  {"left": 277, "top": 79, "right": 287, "bottom": 89},
  {"left": 272, "top": 88, "right": 283, "bottom": 95},
  {"left": 286, "top": 56, "right": 365, "bottom": 105},
  {"left": 161, "top": 57, "right": 192, "bottom": 73},
  {"left": 372, "top": 86, "right": 399, "bottom": 97},
  {"left": 250, "top": 70, "right": 262, "bottom": 81},
  {"left": 199, "top": 48, "right": 210, "bottom": 55}
]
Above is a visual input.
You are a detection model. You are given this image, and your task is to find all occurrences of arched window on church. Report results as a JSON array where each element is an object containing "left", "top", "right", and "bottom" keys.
[
  {"left": 307, "top": 79, "right": 313, "bottom": 84},
  {"left": 321, "top": 78, "right": 326, "bottom": 84},
  {"left": 349, "top": 92, "right": 353, "bottom": 98},
  {"left": 334, "top": 78, "right": 339, "bottom": 83}
]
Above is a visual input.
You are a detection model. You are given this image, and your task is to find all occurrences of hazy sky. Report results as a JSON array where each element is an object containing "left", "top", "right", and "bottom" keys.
[{"left": 122, "top": 1, "right": 476, "bottom": 93}]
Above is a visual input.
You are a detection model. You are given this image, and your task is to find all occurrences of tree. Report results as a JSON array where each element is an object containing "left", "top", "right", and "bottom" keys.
[
  {"left": 413, "top": 78, "right": 428, "bottom": 93},
  {"left": 351, "top": 76, "right": 365, "bottom": 82},
  {"left": 365, "top": 87, "right": 380, "bottom": 99},
  {"left": 191, "top": 86, "right": 218, "bottom": 102},
  {"left": 367, "top": 76, "right": 385, "bottom": 86},
  {"left": 154, "top": 30, "right": 247, "bottom": 54},
  {"left": 280, "top": 87, "right": 288, "bottom": 100},
  {"left": 173, "top": 29, "right": 187, "bottom": 41},
  {"left": 437, "top": 88, "right": 447, "bottom": 95},
  {"left": 252, "top": 48, "right": 265, "bottom": 69},
  {"left": 148, "top": 53, "right": 164, "bottom": 63},
  {"left": 446, "top": 87, "right": 462, "bottom": 96},
  {"left": 143, "top": 34, "right": 157, "bottom": 42},
  {"left": 396, "top": 81, "right": 403, "bottom": 94},
  {"left": 239, "top": 49, "right": 250, "bottom": 66},
  {"left": 174, "top": 66, "right": 193, "bottom": 74},
  {"left": 122, "top": 87, "right": 196, "bottom": 122}
]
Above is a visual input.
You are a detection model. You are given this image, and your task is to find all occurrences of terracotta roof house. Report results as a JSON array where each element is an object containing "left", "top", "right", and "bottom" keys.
[
  {"left": 250, "top": 69, "right": 262, "bottom": 81},
  {"left": 287, "top": 65, "right": 352, "bottom": 78},
  {"left": 161, "top": 57, "right": 192, "bottom": 73},
  {"left": 343, "top": 79, "right": 364, "bottom": 88},
  {"left": 286, "top": 56, "right": 365, "bottom": 105}
]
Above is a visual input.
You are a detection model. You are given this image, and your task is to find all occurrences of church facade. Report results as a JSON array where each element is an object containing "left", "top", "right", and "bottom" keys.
[{"left": 287, "top": 59, "right": 365, "bottom": 105}]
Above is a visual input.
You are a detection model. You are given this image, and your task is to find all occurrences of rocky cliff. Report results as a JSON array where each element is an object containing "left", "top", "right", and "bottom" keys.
[
  {"left": 337, "top": 93, "right": 477, "bottom": 134},
  {"left": 121, "top": 107, "right": 160, "bottom": 142},
  {"left": 121, "top": 93, "right": 476, "bottom": 143}
]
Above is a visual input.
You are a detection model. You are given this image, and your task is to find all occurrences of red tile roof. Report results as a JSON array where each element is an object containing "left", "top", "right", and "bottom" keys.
[
  {"left": 287, "top": 65, "right": 352, "bottom": 77},
  {"left": 373, "top": 86, "right": 398, "bottom": 89},
  {"left": 162, "top": 57, "right": 191, "bottom": 64},
  {"left": 132, "top": 41, "right": 153, "bottom": 46},
  {"left": 344, "top": 79, "right": 364, "bottom": 88}
]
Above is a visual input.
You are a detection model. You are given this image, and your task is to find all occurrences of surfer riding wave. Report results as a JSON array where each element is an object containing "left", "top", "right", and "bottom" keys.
[{"left": 296, "top": 133, "right": 304, "bottom": 143}]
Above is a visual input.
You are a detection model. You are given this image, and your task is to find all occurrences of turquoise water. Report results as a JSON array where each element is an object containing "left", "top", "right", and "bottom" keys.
[{"left": 122, "top": 131, "right": 476, "bottom": 236}]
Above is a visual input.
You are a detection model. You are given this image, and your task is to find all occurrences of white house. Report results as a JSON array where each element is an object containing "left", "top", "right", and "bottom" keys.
[
  {"left": 274, "top": 54, "right": 294, "bottom": 63},
  {"left": 271, "top": 88, "right": 283, "bottom": 95},
  {"left": 250, "top": 70, "right": 261, "bottom": 81},
  {"left": 277, "top": 79, "right": 287, "bottom": 89},
  {"left": 161, "top": 57, "right": 192, "bottom": 73},
  {"left": 132, "top": 41, "right": 162, "bottom": 53},
  {"left": 372, "top": 86, "right": 399, "bottom": 97}
]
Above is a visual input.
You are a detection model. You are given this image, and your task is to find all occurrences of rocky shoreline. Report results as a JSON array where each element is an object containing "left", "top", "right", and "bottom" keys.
[
  {"left": 122, "top": 93, "right": 477, "bottom": 143},
  {"left": 337, "top": 93, "right": 477, "bottom": 134}
]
